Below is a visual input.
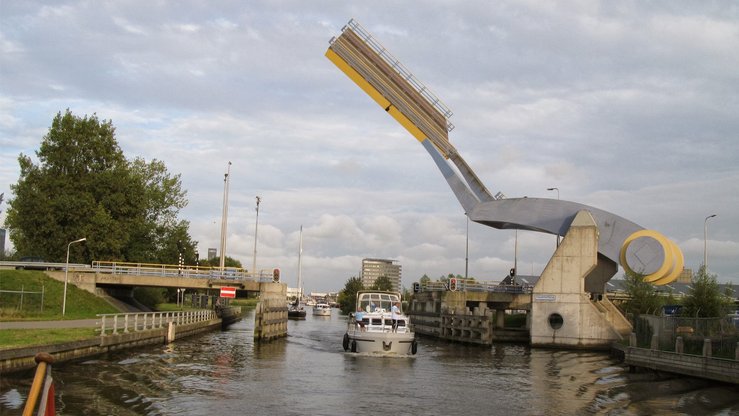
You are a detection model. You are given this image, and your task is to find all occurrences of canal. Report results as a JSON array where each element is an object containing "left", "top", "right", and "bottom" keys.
[{"left": 2, "top": 309, "right": 738, "bottom": 415}]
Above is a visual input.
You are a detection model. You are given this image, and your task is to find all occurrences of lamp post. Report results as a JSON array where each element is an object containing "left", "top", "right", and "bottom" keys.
[
  {"left": 252, "top": 196, "right": 261, "bottom": 276},
  {"left": 63, "top": 237, "right": 86, "bottom": 316},
  {"left": 703, "top": 214, "right": 717, "bottom": 272},
  {"left": 547, "top": 187, "right": 560, "bottom": 246},
  {"left": 219, "top": 162, "right": 232, "bottom": 272}
]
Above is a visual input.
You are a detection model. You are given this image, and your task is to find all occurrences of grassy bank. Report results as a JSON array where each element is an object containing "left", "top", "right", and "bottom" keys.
[
  {"left": 1, "top": 269, "right": 259, "bottom": 349},
  {"left": 0, "top": 328, "right": 97, "bottom": 349},
  {"left": 0, "top": 270, "right": 118, "bottom": 320}
]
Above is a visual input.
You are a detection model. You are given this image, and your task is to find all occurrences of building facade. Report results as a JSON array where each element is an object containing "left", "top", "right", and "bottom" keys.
[{"left": 361, "top": 258, "right": 402, "bottom": 292}]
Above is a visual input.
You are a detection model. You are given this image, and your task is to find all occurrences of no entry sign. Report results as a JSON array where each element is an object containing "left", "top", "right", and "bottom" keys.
[{"left": 220, "top": 287, "right": 236, "bottom": 298}]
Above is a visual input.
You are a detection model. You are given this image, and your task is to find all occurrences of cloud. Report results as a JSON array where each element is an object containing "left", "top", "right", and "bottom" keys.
[{"left": 1, "top": 1, "right": 737, "bottom": 291}]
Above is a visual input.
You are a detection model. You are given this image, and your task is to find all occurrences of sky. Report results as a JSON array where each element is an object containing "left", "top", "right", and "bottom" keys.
[{"left": 1, "top": 1, "right": 738, "bottom": 292}]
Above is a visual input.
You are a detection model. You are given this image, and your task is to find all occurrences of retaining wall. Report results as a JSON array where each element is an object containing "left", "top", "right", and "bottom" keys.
[{"left": 1, "top": 315, "right": 227, "bottom": 373}]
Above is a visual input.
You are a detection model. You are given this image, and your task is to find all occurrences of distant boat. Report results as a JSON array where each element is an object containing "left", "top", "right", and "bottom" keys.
[
  {"left": 312, "top": 303, "right": 331, "bottom": 316},
  {"left": 288, "top": 226, "right": 307, "bottom": 320}
]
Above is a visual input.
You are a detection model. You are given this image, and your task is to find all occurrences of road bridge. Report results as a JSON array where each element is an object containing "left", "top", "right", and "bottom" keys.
[
  {"left": 1, "top": 260, "right": 282, "bottom": 294},
  {"left": 2, "top": 260, "right": 289, "bottom": 341}
]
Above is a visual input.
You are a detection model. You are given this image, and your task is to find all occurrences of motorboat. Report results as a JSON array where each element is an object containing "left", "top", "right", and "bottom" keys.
[
  {"left": 342, "top": 291, "right": 417, "bottom": 355},
  {"left": 312, "top": 303, "right": 332, "bottom": 316}
]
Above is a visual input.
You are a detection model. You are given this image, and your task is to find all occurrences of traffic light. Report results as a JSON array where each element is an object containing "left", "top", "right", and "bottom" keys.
[
  {"left": 449, "top": 278, "right": 457, "bottom": 291},
  {"left": 273, "top": 268, "right": 280, "bottom": 282},
  {"left": 509, "top": 267, "right": 516, "bottom": 277},
  {"left": 413, "top": 282, "right": 420, "bottom": 293}
]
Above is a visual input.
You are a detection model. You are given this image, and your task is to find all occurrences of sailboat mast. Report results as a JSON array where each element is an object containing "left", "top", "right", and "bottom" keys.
[{"left": 298, "top": 225, "right": 303, "bottom": 301}]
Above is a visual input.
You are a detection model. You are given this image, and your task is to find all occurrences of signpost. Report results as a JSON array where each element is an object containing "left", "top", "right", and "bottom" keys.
[{"left": 220, "top": 287, "right": 236, "bottom": 298}]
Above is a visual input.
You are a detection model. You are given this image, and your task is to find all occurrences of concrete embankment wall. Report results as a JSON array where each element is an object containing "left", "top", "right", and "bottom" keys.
[{"left": 1, "top": 318, "right": 223, "bottom": 374}]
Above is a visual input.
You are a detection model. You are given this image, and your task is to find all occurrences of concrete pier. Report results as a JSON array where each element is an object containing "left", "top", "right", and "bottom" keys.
[{"left": 253, "top": 282, "right": 288, "bottom": 341}]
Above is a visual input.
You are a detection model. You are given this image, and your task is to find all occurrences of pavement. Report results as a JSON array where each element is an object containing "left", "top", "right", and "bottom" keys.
[{"left": 0, "top": 319, "right": 99, "bottom": 329}]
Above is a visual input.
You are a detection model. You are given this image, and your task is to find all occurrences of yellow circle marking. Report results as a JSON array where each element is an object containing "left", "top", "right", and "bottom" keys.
[
  {"left": 620, "top": 230, "right": 682, "bottom": 285},
  {"left": 652, "top": 240, "right": 684, "bottom": 285}
]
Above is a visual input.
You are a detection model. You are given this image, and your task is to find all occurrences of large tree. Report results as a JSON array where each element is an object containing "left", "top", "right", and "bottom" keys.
[
  {"left": 370, "top": 275, "right": 393, "bottom": 291},
  {"left": 4, "top": 110, "right": 195, "bottom": 264},
  {"left": 337, "top": 276, "right": 364, "bottom": 315}
]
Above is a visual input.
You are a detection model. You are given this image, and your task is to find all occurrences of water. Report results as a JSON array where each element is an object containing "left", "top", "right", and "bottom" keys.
[{"left": 2, "top": 310, "right": 738, "bottom": 415}]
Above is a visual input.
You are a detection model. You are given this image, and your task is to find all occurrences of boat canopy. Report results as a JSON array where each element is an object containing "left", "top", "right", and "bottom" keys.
[{"left": 357, "top": 292, "right": 401, "bottom": 313}]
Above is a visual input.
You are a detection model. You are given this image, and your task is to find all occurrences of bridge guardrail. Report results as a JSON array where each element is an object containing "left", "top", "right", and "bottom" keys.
[
  {"left": 91, "top": 261, "right": 276, "bottom": 282},
  {"left": 97, "top": 310, "right": 216, "bottom": 335},
  {"left": 421, "top": 279, "right": 533, "bottom": 294}
]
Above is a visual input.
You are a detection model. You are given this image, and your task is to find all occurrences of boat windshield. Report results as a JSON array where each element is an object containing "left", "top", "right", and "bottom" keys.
[{"left": 358, "top": 293, "right": 400, "bottom": 313}]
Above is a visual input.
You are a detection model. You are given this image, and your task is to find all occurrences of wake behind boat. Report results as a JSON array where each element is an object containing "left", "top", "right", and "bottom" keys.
[{"left": 342, "top": 291, "right": 417, "bottom": 356}]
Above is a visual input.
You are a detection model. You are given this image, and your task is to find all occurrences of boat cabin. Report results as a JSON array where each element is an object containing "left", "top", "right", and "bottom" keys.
[{"left": 357, "top": 292, "right": 401, "bottom": 313}]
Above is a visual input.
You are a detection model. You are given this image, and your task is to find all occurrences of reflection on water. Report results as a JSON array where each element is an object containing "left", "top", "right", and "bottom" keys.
[{"left": 1, "top": 309, "right": 737, "bottom": 415}]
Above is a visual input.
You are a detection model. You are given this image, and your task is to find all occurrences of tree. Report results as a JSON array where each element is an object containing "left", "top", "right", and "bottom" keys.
[
  {"left": 682, "top": 266, "right": 732, "bottom": 318},
  {"left": 621, "top": 271, "right": 663, "bottom": 315},
  {"left": 370, "top": 275, "right": 393, "bottom": 291},
  {"left": 337, "top": 276, "right": 364, "bottom": 315},
  {"left": 4, "top": 110, "right": 195, "bottom": 264},
  {"left": 200, "top": 256, "right": 243, "bottom": 269}
]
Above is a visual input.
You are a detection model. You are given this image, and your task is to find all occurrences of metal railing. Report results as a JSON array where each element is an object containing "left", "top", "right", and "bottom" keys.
[
  {"left": 97, "top": 310, "right": 216, "bottom": 335},
  {"left": 91, "top": 261, "right": 276, "bottom": 282},
  {"left": 333, "top": 18, "right": 455, "bottom": 131},
  {"left": 421, "top": 279, "right": 533, "bottom": 294}
]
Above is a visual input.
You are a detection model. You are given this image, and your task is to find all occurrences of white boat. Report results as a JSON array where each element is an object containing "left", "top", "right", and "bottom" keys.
[
  {"left": 342, "top": 291, "right": 417, "bottom": 355},
  {"left": 312, "top": 303, "right": 332, "bottom": 316}
]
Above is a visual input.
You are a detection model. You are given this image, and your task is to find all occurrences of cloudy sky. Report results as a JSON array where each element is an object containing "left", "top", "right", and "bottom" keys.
[{"left": 1, "top": 1, "right": 738, "bottom": 292}]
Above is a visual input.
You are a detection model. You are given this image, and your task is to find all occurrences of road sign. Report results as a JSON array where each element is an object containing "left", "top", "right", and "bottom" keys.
[{"left": 220, "top": 287, "right": 236, "bottom": 298}]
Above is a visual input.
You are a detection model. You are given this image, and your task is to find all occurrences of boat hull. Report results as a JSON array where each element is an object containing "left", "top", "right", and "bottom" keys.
[
  {"left": 288, "top": 309, "right": 306, "bottom": 320},
  {"left": 344, "top": 328, "right": 416, "bottom": 355}
]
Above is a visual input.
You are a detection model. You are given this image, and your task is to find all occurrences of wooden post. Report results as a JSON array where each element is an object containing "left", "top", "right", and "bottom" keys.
[
  {"left": 676, "top": 336, "right": 684, "bottom": 354},
  {"left": 167, "top": 322, "right": 176, "bottom": 343},
  {"left": 629, "top": 332, "right": 637, "bottom": 347}
]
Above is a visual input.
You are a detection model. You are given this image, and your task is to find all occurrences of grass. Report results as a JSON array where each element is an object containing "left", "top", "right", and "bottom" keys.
[
  {"left": 0, "top": 328, "right": 98, "bottom": 349},
  {"left": 0, "top": 269, "right": 259, "bottom": 349},
  {"left": 0, "top": 270, "right": 118, "bottom": 320}
]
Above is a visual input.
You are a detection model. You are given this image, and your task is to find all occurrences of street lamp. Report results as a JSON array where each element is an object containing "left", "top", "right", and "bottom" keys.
[
  {"left": 252, "top": 196, "right": 261, "bottom": 276},
  {"left": 547, "top": 187, "right": 560, "bottom": 246},
  {"left": 704, "top": 214, "right": 717, "bottom": 272},
  {"left": 63, "top": 237, "right": 86, "bottom": 316},
  {"left": 219, "top": 162, "right": 232, "bottom": 272}
]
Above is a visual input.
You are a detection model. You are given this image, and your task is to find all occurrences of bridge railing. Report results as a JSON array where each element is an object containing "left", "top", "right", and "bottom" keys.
[
  {"left": 421, "top": 279, "right": 533, "bottom": 294},
  {"left": 91, "top": 261, "right": 276, "bottom": 282},
  {"left": 97, "top": 310, "right": 216, "bottom": 335}
]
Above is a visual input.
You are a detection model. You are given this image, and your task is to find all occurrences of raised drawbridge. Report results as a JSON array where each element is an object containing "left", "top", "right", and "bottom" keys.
[{"left": 325, "top": 19, "right": 684, "bottom": 291}]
